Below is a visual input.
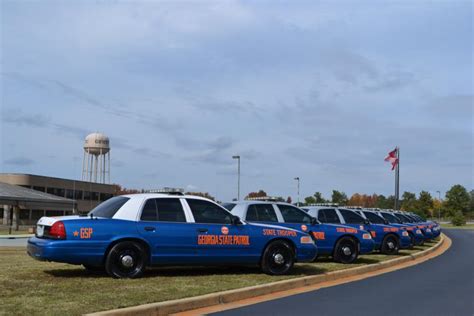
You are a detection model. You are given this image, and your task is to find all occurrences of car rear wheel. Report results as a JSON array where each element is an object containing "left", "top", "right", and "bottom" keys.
[
  {"left": 381, "top": 235, "right": 399, "bottom": 255},
  {"left": 261, "top": 240, "right": 295, "bottom": 275},
  {"left": 105, "top": 241, "right": 147, "bottom": 278},
  {"left": 333, "top": 237, "right": 358, "bottom": 264}
]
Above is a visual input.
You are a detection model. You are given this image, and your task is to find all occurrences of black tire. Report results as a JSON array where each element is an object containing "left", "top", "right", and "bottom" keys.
[
  {"left": 83, "top": 264, "right": 105, "bottom": 273},
  {"left": 333, "top": 237, "right": 359, "bottom": 264},
  {"left": 381, "top": 234, "right": 400, "bottom": 255},
  {"left": 105, "top": 241, "right": 147, "bottom": 278},
  {"left": 408, "top": 232, "right": 415, "bottom": 249},
  {"left": 261, "top": 240, "right": 295, "bottom": 275}
]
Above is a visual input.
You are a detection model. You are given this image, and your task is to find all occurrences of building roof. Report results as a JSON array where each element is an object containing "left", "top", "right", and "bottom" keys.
[{"left": 0, "top": 182, "right": 76, "bottom": 210}]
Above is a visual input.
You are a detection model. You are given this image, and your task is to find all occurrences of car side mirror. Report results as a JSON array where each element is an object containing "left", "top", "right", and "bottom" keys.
[
  {"left": 364, "top": 219, "right": 370, "bottom": 225},
  {"left": 231, "top": 215, "right": 242, "bottom": 225},
  {"left": 311, "top": 217, "right": 319, "bottom": 225}
]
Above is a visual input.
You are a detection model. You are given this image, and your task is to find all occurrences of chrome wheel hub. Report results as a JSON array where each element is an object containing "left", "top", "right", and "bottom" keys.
[
  {"left": 388, "top": 242, "right": 395, "bottom": 249},
  {"left": 121, "top": 255, "right": 134, "bottom": 268},
  {"left": 342, "top": 246, "right": 352, "bottom": 256},
  {"left": 273, "top": 253, "right": 285, "bottom": 265}
]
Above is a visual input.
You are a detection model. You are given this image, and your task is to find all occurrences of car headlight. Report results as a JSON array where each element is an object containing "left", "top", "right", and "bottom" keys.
[
  {"left": 402, "top": 231, "right": 409, "bottom": 237},
  {"left": 300, "top": 236, "right": 315, "bottom": 244},
  {"left": 362, "top": 233, "right": 372, "bottom": 240},
  {"left": 416, "top": 229, "right": 422, "bottom": 234}
]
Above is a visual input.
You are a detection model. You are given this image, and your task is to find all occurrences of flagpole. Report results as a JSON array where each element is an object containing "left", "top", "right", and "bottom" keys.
[{"left": 394, "top": 146, "right": 400, "bottom": 210}]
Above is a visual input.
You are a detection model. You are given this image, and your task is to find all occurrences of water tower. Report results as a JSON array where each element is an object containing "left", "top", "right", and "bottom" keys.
[{"left": 82, "top": 132, "right": 110, "bottom": 183}]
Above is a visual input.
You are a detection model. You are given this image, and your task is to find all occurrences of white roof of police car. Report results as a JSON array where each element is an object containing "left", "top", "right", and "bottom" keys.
[{"left": 109, "top": 193, "right": 226, "bottom": 222}]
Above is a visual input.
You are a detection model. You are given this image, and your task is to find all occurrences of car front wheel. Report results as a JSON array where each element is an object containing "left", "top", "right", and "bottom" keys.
[
  {"left": 333, "top": 237, "right": 359, "bottom": 264},
  {"left": 105, "top": 241, "right": 147, "bottom": 278},
  {"left": 381, "top": 235, "right": 399, "bottom": 255},
  {"left": 261, "top": 240, "right": 295, "bottom": 275}
]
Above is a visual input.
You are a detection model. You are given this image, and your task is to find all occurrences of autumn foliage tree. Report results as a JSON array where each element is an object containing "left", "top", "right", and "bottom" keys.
[
  {"left": 246, "top": 190, "right": 268, "bottom": 199},
  {"left": 113, "top": 184, "right": 140, "bottom": 196}
]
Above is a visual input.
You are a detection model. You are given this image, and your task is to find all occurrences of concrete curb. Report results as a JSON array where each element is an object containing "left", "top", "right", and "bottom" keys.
[
  {"left": 0, "top": 234, "right": 33, "bottom": 239},
  {"left": 87, "top": 234, "right": 446, "bottom": 316}
]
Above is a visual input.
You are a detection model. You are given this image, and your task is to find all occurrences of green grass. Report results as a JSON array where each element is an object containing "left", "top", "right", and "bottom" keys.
[
  {"left": 0, "top": 240, "right": 437, "bottom": 316},
  {"left": 440, "top": 223, "right": 474, "bottom": 229}
]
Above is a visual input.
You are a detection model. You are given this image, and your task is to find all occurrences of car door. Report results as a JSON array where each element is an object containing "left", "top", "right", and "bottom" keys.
[
  {"left": 314, "top": 208, "right": 348, "bottom": 253},
  {"left": 279, "top": 205, "right": 336, "bottom": 253},
  {"left": 136, "top": 198, "right": 196, "bottom": 264},
  {"left": 338, "top": 208, "right": 368, "bottom": 231},
  {"left": 185, "top": 198, "right": 258, "bottom": 263}
]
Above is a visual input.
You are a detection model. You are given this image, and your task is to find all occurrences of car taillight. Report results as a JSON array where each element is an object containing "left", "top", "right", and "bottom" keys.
[{"left": 49, "top": 221, "right": 66, "bottom": 239}]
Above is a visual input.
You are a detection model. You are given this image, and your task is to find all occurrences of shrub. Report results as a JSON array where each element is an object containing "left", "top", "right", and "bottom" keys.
[{"left": 451, "top": 211, "right": 466, "bottom": 226}]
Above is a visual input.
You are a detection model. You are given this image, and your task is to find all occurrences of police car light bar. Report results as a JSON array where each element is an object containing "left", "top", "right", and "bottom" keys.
[
  {"left": 307, "top": 203, "right": 339, "bottom": 207},
  {"left": 146, "top": 187, "right": 185, "bottom": 195},
  {"left": 246, "top": 196, "right": 282, "bottom": 202}
]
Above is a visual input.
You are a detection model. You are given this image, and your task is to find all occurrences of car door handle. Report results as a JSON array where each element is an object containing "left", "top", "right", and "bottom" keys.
[
  {"left": 197, "top": 228, "right": 208, "bottom": 233},
  {"left": 144, "top": 227, "right": 156, "bottom": 232}
]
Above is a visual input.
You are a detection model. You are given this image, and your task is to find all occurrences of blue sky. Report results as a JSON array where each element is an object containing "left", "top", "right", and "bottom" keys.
[{"left": 1, "top": 0, "right": 472, "bottom": 201}]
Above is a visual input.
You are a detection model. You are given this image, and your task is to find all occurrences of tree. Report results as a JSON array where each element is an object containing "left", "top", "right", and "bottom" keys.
[
  {"left": 186, "top": 192, "right": 215, "bottom": 201},
  {"left": 286, "top": 196, "right": 292, "bottom": 204},
  {"left": 401, "top": 191, "right": 417, "bottom": 211},
  {"left": 304, "top": 196, "right": 316, "bottom": 205},
  {"left": 331, "top": 190, "right": 348, "bottom": 205},
  {"left": 416, "top": 191, "right": 433, "bottom": 218},
  {"left": 246, "top": 190, "right": 268, "bottom": 199},
  {"left": 113, "top": 184, "right": 140, "bottom": 195},
  {"left": 444, "top": 185, "right": 470, "bottom": 217},
  {"left": 314, "top": 192, "right": 326, "bottom": 203}
]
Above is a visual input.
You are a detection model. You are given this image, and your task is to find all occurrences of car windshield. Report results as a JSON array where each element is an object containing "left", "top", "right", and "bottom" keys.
[
  {"left": 381, "top": 212, "right": 401, "bottom": 224},
  {"left": 221, "top": 203, "right": 237, "bottom": 211},
  {"left": 88, "top": 196, "right": 130, "bottom": 218}
]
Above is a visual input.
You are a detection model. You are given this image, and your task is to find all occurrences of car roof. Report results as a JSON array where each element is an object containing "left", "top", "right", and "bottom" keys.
[
  {"left": 226, "top": 200, "right": 294, "bottom": 206},
  {"left": 120, "top": 193, "right": 215, "bottom": 201}
]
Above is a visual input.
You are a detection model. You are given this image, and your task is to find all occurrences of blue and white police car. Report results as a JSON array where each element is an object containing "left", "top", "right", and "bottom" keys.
[
  {"left": 225, "top": 200, "right": 375, "bottom": 264},
  {"left": 27, "top": 193, "right": 317, "bottom": 278},
  {"left": 373, "top": 209, "right": 425, "bottom": 246},
  {"left": 304, "top": 206, "right": 411, "bottom": 255}
]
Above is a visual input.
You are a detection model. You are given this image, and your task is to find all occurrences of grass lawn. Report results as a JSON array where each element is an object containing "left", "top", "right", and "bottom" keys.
[
  {"left": 0, "top": 240, "right": 438, "bottom": 316},
  {"left": 440, "top": 223, "right": 474, "bottom": 229}
]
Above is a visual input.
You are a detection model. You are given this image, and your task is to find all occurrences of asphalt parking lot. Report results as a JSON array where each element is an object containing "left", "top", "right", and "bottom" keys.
[{"left": 212, "top": 229, "right": 474, "bottom": 316}]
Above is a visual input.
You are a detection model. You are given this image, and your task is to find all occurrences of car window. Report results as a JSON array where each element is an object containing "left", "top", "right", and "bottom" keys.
[
  {"left": 319, "top": 209, "right": 341, "bottom": 224},
  {"left": 278, "top": 204, "right": 312, "bottom": 223},
  {"left": 246, "top": 204, "right": 278, "bottom": 222},
  {"left": 88, "top": 196, "right": 129, "bottom": 218},
  {"left": 339, "top": 209, "right": 365, "bottom": 224},
  {"left": 141, "top": 199, "right": 158, "bottom": 221},
  {"left": 381, "top": 212, "right": 401, "bottom": 224},
  {"left": 363, "top": 211, "right": 385, "bottom": 224},
  {"left": 140, "top": 198, "right": 186, "bottom": 222},
  {"left": 187, "top": 199, "right": 232, "bottom": 224}
]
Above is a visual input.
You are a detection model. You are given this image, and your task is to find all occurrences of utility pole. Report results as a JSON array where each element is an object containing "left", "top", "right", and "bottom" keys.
[
  {"left": 232, "top": 155, "right": 241, "bottom": 200},
  {"left": 294, "top": 177, "right": 300, "bottom": 207},
  {"left": 436, "top": 190, "right": 441, "bottom": 221}
]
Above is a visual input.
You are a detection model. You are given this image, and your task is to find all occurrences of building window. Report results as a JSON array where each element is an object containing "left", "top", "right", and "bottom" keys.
[
  {"left": 33, "top": 186, "right": 45, "bottom": 192},
  {"left": 66, "top": 189, "right": 74, "bottom": 199},
  {"left": 83, "top": 191, "right": 91, "bottom": 200},
  {"left": 91, "top": 192, "right": 99, "bottom": 201},
  {"left": 46, "top": 210, "right": 63, "bottom": 217},
  {"left": 31, "top": 210, "right": 44, "bottom": 220},
  {"left": 20, "top": 210, "right": 30, "bottom": 219}
]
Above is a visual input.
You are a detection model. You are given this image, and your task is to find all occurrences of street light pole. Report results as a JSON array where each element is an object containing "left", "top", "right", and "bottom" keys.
[
  {"left": 294, "top": 177, "right": 300, "bottom": 207},
  {"left": 232, "top": 155, "right": 240, "bottom": 200},
  {"left": 436, "top": 190, "right": 441, "bottom": 221}
]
